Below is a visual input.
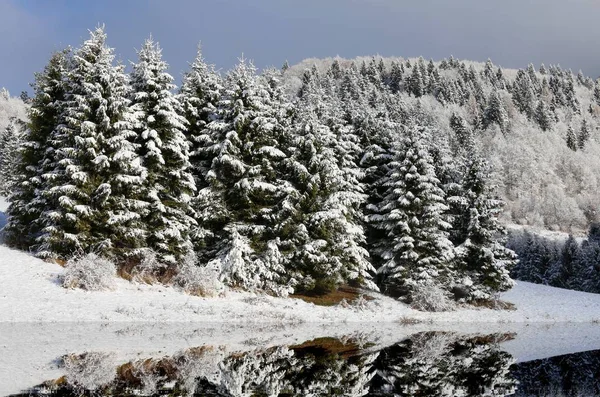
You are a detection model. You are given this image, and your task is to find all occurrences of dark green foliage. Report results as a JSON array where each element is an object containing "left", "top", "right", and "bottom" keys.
[{"left": 5, "top": 49, "right": 71, "bottom": 251}]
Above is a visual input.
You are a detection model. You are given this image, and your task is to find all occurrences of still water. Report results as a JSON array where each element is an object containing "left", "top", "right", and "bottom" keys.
[{"left": 4, "top": 323, "right": 600, "bottom": 397}]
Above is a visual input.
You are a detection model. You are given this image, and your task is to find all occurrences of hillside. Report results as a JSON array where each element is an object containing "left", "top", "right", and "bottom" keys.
[{"left": 283, "top": 56, "right": 600, "bottom": 233}]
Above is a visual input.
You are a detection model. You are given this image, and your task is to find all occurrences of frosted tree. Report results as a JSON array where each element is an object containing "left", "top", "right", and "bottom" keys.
[
  {"left": 566, "top": 125, "right": 577, "bottom": 151},
  {"left": 453, "top": 152, "right": 516, "bottom": 301},
  {"left": 179, "top": 44, "right": 222, "bottom": 191},
  {"left": 368, "top": 125, "right": 455, "bottom": 300},
  {"left": 535, "top": 100, "right": 553, "bottom": 131},
  {"left": 483, "top": 90, "right": 509, "bottom": 132},
  {"left": 129, "top": 37, "right": 196, "bottom": 265},
  {"left": 512, "top": 70, "right": 536, "bottom": 118},
  {"left": 578, "top": 119, "right": 590, "bottom": 149},
  {"left": 38, "top": 27, "right": 146, "bottom": 261},
  {"left": 0, "top": 119, "right": 25, "bottom": 196},
  {"left": 5, "top": 48, "right": 71, "bottom": 250},
  {"left": 281, "top": 100, "right": 376, "bottom": 293},
  {"left": 196, "top": 57, "right": 291, "bottom": 293}
]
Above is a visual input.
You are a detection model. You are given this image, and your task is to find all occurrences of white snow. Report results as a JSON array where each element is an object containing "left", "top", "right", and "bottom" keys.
[{"left": 1, "top": 242, "right": 600, "bottom": 324}]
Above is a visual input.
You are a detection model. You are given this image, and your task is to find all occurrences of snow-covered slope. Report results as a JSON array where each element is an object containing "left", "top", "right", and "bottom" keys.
[{"left": 1, "top": 241, "right": 600, "bottom": 324}]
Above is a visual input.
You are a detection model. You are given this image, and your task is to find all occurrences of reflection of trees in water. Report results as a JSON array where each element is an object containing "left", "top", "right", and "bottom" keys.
[
  {"left": 370, "top": 332, "right": 517, "bottom": 396},
  {"left": 18, "top": 333, "right": 518, "bottom": 396},
  {"left": 511, "top": 349, "right": 600, "bottom": 397}
]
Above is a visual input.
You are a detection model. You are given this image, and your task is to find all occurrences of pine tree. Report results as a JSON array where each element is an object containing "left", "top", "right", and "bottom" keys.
[
  {"left": 578, "top": 119, "right": 590, "bottom": 149},
  {"left": 453, "top": 153, "right": 516, "bottom": 301},
  {"left": 408, "top": 64, "right": 424, "bottom": 97},
  {"left": 566, "top": 126, "right": 578, "bottom": 151},
  {"left": 129, "top": 36, "right": 196, "bottom": 265},
  {"left": 547, "top": 235, "right": 580, "bottom": 289},
  {"left": 38, "top": 27, "right": 146, "bottom": 261},
  {"left": 179, "top": 44, "right": 222, "bottom": 192},
  {"left": 512, "top": 70, "right": 536, "bottom": 118},
  {"left": 5, "top": 49, "right": 71, "bottom": 250},
  {"left": 0, "top": 119, "right": 25, "bottom": 195},
  {"left": 535, "top": 101, "right": 552, "bottom": 131},
  {"left": 483, "top": 90, "right": 509, "bottom": 132},
  {"left": 278, "top": 87, "right": 376, "bottom": 293},
  {"left": 196, "top": 57, "right": 297, "bottom": 294},
  {"left": 368, "top": 125, "right": 454, "bottom": 299}
]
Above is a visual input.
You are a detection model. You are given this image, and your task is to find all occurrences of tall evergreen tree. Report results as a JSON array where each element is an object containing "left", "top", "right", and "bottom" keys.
[
  {"left": 5, "top": 49, "right": 71, "bottom": 250},
  {"left": 38, "top": 27, "right": 146, "bottom": 261},
  {"left": 195, "top": 57, "right": 296, "bottom": 293},
  {"left": 129, "top": 37, "right": 196, "bottom": 265},
  {"left": 283, "top": 103, "right": 376, "bottom": 293},
  {"left": 453, "top": 152, "right": 516, "bottom": 301},
  {"left": 566, "top": 126, "right": 578, "bottom": 151},
  {"left": 179, "top": 44, "right": 222, "bottom": 192},
  {"left": 0, "top": 119, "right": 25, "bottom": 196},
  {"left": 535, "top": 100, "right": 553, "bottom": 131},
  {"left": 483, "top": 90, "right": 509, "bottom": 132},
  {"left": 368, "top": 125, "right": 454, "bottom": 299},
  {"left": 578, "top": 119, "right": 590, "bottom": 149}
]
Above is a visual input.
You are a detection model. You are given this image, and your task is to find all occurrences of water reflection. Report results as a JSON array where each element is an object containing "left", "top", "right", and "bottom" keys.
[{"left": 14, "top": 332, "right": 530, "bottom": 396}]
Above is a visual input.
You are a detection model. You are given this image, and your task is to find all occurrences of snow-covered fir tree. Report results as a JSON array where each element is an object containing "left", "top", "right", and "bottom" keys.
[
  {"left": 129, "top": 37, "right": 196, "bottom": 265},
  {"left": 37, "top": 27, "right": 146, "bottom": 261},
  {"left": 282, "top": 99, "right": 376, "bottom": 293},
  {"left": 4, "top": 49, "right": 71, "bottom": 250},
  {"left": 453, "top": 149, "right": 516, "bottom": 301},
  {"left": 178, "top": 44, "right": 222, "bottom": 191},
  {"left": 195, "top": 57, "right": 291, "bottom": 294},
  {"left": 368, "top": 125, "right": 455, "bottom": 300},
  {"left": 0, "top": 118, "right": 25, "bottom": 196}
]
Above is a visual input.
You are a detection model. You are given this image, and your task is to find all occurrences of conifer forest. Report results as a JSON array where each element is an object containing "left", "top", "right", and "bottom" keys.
[{"left": 4, "top": 25, "right": 600, "bottom": 307}]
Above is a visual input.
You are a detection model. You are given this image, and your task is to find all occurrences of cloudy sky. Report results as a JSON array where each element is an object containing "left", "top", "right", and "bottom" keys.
[{"left": 1, "top": 0, "right": 599, "bottom": 94}]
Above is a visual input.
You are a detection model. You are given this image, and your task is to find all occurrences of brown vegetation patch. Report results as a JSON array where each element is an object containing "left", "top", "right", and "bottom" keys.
[
  {"left": 470, "top": 299, "right": 517, "bottom": 311},
  {"left": 290, "top": 286, "right": 374, "bottom": 306},
  {"left": 290, "top": 337, "right": 365, "bottom": 359}
]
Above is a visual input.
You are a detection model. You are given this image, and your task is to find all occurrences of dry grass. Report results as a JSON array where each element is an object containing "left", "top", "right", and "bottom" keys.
[
  {"left": 470, "top": 299, "right": 517, "bottom": 311},
  {"left": 290, "top": 286, "right": 374, "bottom": 306}
]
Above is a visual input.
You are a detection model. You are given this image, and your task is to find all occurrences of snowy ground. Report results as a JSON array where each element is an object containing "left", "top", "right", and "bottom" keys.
[{"left": 1, "top": 243, "right": 600, "bottom": 324}]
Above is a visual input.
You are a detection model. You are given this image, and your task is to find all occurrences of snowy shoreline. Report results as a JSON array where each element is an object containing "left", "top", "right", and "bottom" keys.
[{"left": 2, "top": 243, "right": 600, "bottom": 324}]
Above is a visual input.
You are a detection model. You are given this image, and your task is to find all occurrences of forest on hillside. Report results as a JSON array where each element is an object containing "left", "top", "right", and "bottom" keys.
[{"left": 1, "top": 26, "right": 600, "bottom": 307}]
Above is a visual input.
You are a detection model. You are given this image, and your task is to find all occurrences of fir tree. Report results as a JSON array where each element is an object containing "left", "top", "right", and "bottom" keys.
[
  {"left": 453, "top": 152, "right": 516, "bottom": 301},
  {"left": 368, "top": 125, "right": 454, "bottom": 300},
  {"left": 280, "top": 90, "right": 376, "bottom": 293},
  {"left": 535, "top": 101, "right": 553, "bottom": 131},
  {"left": 578, "top": 119, "right": 590, "bottom": 149},
  {"left": 566, "top": 126, "right": 578, "bottom": 151},
  {"left": 38, "top": 27, "right": 146, "bottom": 261},
  {"left": 5, "top": 49, "right": 71, "bottom": 250},
  {"left": 0, "top": 118, "right": 25, "bottom": 195},
  {"left": 483, "top": 90, "right": 509, "bottom": 132},
  {"left": 129, "top": 36, "right": 196, "bottom": 265},
  {"left": 179, "top": 44, "right": 222, "bottom": 192},
  {"left": 196, "top": 57, "right": 295, "bottom": 294}
]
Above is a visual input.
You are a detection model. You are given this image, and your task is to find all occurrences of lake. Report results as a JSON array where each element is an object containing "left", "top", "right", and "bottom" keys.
[{"left": 3, "top": 322, "right": 600, "bottom": 396}]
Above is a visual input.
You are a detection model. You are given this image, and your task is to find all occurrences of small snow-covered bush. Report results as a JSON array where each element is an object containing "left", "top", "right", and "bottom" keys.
[
  {"left": 131, "top": 249, "right": 168, "bottom": 283},
  {"left": 63, "top": 352, "right": 117, "bottom": 391},
  {"left": 173, "top": 254, "right": 224, "bottom": 297},
  {"left": 410, "top": 284, "right": 455, "bottom": 312},
  {"left": 62, "top": 253, "right": 117, "bottom": 291}
]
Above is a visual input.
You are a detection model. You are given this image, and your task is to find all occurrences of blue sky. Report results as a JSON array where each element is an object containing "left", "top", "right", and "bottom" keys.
[{"left": 2, "top": 0, "right": 600, "bottom": 94}]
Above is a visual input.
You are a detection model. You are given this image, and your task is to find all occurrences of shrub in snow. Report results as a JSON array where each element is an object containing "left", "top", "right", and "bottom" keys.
[
  {"left": 409, "top": 283, "right": 455, "bottom": 312},
  {"left": 63, "top": 352, "right": 117, "bottom": 391},
  {"left": 131, "top": 249, "right": 168, "bottom": 283},
  {"left": 62, "top": 253, "right": 117, "bottom": 291},
  {"left": 172, "top": 254, "right": 224, "bottom": 297}
]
